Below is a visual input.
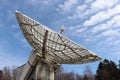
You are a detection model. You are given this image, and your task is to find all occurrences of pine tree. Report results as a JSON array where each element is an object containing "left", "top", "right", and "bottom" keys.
[{"left": 95, "top": 59, "right": 120, "bottom": 80}]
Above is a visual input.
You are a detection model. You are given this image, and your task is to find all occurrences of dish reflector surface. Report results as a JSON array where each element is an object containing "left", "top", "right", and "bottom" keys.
[{"left": 16, "top": 11, "right": 102, "bottom": 64}]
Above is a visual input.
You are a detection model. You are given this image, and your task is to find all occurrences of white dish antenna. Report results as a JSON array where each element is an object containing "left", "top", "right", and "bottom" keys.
[
  {"left": 15, "top": 11, "right": 102, "bottom": 64},
  {"left": 15, "top": 11, "right": 102, "bottom": 80}
]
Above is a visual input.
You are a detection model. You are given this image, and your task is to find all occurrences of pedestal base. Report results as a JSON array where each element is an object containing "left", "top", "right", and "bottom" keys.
[
  {"left": 35, "top": 61, "right": 54, "bottom": 80},
  {"left": 26, "top": 61, "right": 55, "bottom": 80},
  {"left": 16, "top": 61, "right": 55, "bottom": 80},
  {"left": 16, "top": 52, "right": 61, "bottom": 80}
]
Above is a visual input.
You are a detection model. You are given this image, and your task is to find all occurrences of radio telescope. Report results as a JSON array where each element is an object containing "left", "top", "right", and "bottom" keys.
[{"left": 15, "top": 11, "right": 102, "bottom": 80}]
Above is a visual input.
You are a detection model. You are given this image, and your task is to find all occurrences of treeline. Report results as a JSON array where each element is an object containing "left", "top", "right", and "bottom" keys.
[
  {"left": 0, "top": 59, "right": 120, "bottom": 80},
  {"left": 55, "top": 59, "right": 120, "bottom": 80},
  {"left": 0, "top": 67, "right": 16, "bottom": 80},
  {"left": 55, "top": 65, "right": 94, "bottom": 80}
]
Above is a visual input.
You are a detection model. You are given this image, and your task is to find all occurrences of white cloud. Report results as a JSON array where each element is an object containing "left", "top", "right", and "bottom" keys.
[
  {"left": 74, "top": 4, "right": 88, "bottom": 18},
  {"left": 84, "top": 5, "right": 120, "bottom": 26},
  {"left": 68, "top": 4, "right": 89, "bottom": 20},
  {"left": 57, "top": 0, "right": 78, "bottom": 13},
  {"left": 76, "top": 27, "right": 87, "bottom": 33},
  {"left": 85, "top": 0, "right": 93, "bottom": 3},
  {"left": 68, "top": 25, "right": 81, "bottom": 31},
  {"left": 101, "top": 29, "right": 120, "bottom": 37},
  {"left": 102, "top": 37, "right": 120, "bottom": 47},
  {"left": 76, "top": 4, "right": 87, "bottom": 14},
  {"left": 92, "top": 15, "right": 120, "bottom": 33},
  {"left": 0, "top": 0, "right": 120, "bottom": 69},
  {"left": 27, "top": 0, "right": 51, "bottom": 5},
  {"left": 68, "top": 0, "right": 119, "bottom": 21},
  {"left": 92, "top": 24, "right": 110, "bottom": 33},
  {"left": 82, "top": 28, "right": 120, "bottom": 43},
  {"left": 91, "top": 0, "right": 119, "bottom": 10}
]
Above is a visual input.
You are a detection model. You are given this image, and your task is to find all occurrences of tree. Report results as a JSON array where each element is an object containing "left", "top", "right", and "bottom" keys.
[
  {"left": 55, "top": 67, "right": 75, "bottom": 80},
  {"left": 55, "top": 67, "right": 64, "bottom": 80},
  {"left": 0, "top": 66, "right": 17, "bottom": 80},
  {"left": 75, "top": 73, "right": 82, "bottom": 80},
  {"left": 2, "top": 67, "right": 11, "bottom": 80},
  {"left": 83, "top": 65, "right": 95, "bottom": 80},
  {"left": 0, "top": 70, "right": 3, "bottom": 80},
  {"left": 83, "top": 74, "right": 89, "bottom": 80},
  {"left": 55, "top": 67, "right": 84, "bottom": 80},
  {"left": 11, "top": 67, "right": 17, "bottom": 80},
  {"left": 95, "top": 59, "right": 120, "bottom": 80}
]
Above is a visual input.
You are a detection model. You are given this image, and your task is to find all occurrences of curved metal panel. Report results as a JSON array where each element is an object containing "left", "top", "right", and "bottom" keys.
[{"left": 15, "top": 11, "right": 102, "bottom": 64}]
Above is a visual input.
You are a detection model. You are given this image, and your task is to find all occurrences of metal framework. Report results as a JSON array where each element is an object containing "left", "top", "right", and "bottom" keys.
[
  {"left": 16, "top": 11, "right": 101, "bottom": 64},
  {"left": 15, "top": 11, "right": 102, "bottom": 80}
]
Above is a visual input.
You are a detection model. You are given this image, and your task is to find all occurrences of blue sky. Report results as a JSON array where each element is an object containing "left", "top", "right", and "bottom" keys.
[{"left": 0, "top": 0, "right": 120, "bottom": 74}]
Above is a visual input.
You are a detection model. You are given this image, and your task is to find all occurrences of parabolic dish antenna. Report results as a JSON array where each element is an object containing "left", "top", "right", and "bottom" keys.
[{"left": 15, "top": 11, "right": 102, "bottom": 80}]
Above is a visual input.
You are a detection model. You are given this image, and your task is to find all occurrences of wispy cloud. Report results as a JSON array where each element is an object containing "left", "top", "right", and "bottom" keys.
[
  {"left": 0, "top": 0, "right": 120, "bottom": 70},
  {"left": 68, "top": 0, "right": 119, "bottom": 20},
  {"left": 91, "top": 0, "right": 118, "bottom": 10},
  {"left": 27, "top": 0, "right": 52, "bottom": 5},
  {"left": 101, "top": 29, "right": 120, "bottom": 37},
  {"left": 67, "top": 0, "right": 120, "bottom": 39},
  {"left": 85, "top": 0, "right": 93, "bottom": 3},
  {"left": 84, "top": 5, "right": 120, "bottom": 27},
  {"left": 57, "top": 0, "right": 78, "bottom": 13},
  {"left": 64, "top": 0, "right": 120, "bottom": 60},
  {"left": 92, "top": 15, "right": 120, "bottom": 33}
]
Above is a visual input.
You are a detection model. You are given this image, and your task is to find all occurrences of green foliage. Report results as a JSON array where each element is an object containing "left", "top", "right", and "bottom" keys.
[{"left": 95, "top": 59, "right": 120, "bottom": 80}]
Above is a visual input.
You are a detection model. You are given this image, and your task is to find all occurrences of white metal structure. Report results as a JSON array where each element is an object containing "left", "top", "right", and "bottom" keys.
[{"left": 15, "top": 11, "right": 102, "bottom": 80}]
